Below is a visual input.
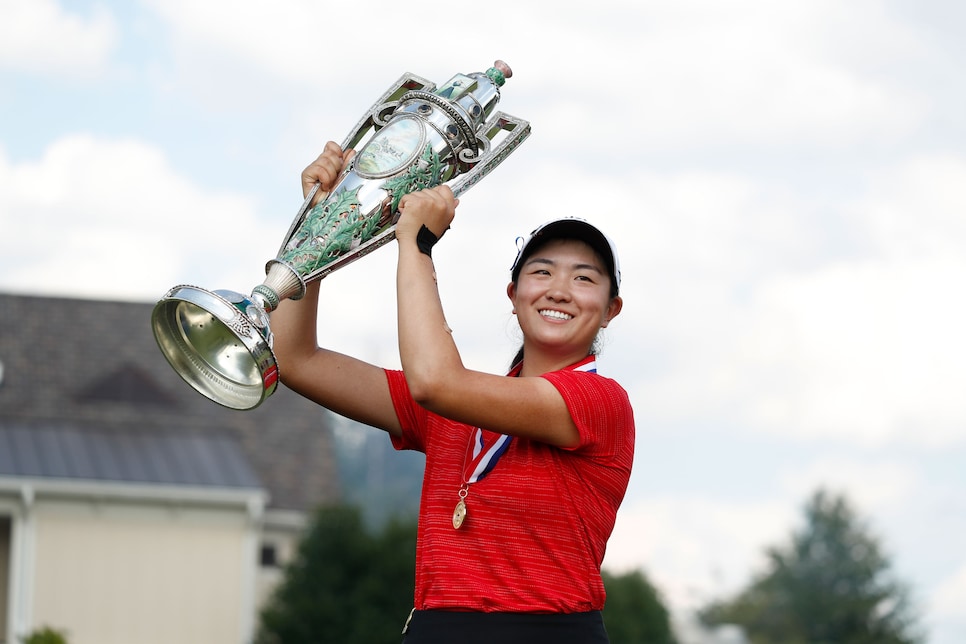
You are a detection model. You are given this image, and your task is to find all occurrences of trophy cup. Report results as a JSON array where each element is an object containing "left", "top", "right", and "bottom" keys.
[{"left": 151, "top": 60, "right": 530, "bottom": 410}]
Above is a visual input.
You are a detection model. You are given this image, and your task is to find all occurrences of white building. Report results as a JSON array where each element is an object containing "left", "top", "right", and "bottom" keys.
[{"left": 0, "top": 293, "right": 341, "bottom": 644}]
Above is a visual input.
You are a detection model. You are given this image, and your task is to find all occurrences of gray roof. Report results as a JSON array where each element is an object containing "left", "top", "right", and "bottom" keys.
[
  {"left": 0, "top": 419, "right": 259, "bottom": 489},
  {"left": 0, "top": 292, "right": 340, "bottom": 511}
]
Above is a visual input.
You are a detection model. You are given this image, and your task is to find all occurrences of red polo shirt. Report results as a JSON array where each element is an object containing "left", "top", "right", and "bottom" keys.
[{"left": 387, "top": 357, "right": 635, "bottom": 613}]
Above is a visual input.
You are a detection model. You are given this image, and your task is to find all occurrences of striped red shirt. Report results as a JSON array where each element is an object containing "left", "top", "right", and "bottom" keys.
[{"left": 387, "top": 357, "right": 635, "bottom": 612}]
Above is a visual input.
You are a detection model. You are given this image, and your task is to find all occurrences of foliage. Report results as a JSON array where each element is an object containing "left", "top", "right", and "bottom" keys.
[
  {"left": 699, "top": 489, "right": 923, "bottom": 644},
  {"left": 258, "top": 500, "right": 678, "bottom": 643},
  {"left": 256, "top": 504, "right": 416, "bottom": 644},
  {"left": 21, "top": 627, "right": 68, "bottom": 644},
  {"left": 603, "top": 568, "right": 677, "bottom": 644}
]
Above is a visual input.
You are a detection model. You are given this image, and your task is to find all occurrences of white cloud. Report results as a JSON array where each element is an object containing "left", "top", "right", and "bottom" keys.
[
  {"left": 856, "top": 155, "right": 966, "bottom": 261},
  {"left": 737, "top": 257, "right": 966, "bottom": 445},
  {"left": 604, "top": 495, "right": 794, "bottom": 611},
  {"left": 622, "top": 151, "right": 966, "bottom": 448},
  {"left": 0, "top": 0, "right": 117, "bottom": 75},
  {"left": 777, "top": 457, "right": 919, "bottom": 512},
  {"left": 0, "top": 134, "right": 278, "bottom": 301},
  {"left": 136, "top": 0, "right": 929, "bottom": 156},
  {"left": 931, "top": 564, "right": 966, "bottom": 633}
]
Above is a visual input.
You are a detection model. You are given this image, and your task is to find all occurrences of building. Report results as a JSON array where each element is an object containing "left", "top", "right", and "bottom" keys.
[{"left": 0, "top": 293, "right": 340, "bottom": 644}]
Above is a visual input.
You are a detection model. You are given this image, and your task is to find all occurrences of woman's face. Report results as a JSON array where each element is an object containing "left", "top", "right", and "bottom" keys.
[{"left": 508, "top": 238, "right": 622, "bottom": 360}]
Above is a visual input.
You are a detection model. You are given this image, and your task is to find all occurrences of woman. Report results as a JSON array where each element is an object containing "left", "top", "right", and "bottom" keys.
[{"left": 271, "top": 141, "right": 635, "bottom": 643}]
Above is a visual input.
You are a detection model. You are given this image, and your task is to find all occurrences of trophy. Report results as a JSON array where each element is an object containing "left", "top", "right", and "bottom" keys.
[{"left": 151, "top": 60, "right": 530, "bottom": 410}]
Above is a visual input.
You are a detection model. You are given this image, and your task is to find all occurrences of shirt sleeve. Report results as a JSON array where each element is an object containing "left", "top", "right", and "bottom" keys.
[
  {"left": 384, "top": 369, "right": 429, "bottom": 453},
  {"left": 540, "top": 370, "right": 635, "bottom": 460}
]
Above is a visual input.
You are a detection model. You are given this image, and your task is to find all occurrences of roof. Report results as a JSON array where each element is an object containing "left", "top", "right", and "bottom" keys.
[
  {"left": 0, "top": 419, "right": 259, "bottom": 489},
  {"left": 0, "top": 292, "right": 340, "bottom": 511}
]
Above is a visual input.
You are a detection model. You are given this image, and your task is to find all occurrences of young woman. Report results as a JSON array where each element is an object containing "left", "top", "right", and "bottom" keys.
[{"left": 271, "top": 141, "right": 635, "bottom": 644}]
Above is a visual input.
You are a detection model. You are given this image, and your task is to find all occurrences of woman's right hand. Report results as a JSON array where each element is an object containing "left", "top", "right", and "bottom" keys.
[{"left": 300, "top": 141, "right": 354, "bottom": 204}]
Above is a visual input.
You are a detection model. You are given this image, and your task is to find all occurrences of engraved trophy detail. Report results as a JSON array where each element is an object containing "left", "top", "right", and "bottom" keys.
[{"left": 151, "top": 60, "right": 530, "bottom": 410}]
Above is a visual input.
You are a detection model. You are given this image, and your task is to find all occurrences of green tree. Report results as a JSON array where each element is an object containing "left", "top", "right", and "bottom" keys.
[
  {"left": 256, "top": 504, "right": 416, "bottom": 644},
  {"left": 22, "top": 627, "right": 68, "bottom": 644},
  {"left": 700, "top": 489, "right": 923, "bottom": 644},
  {"left": 603, "top": 568, "right": 677, "bottom": 643}
]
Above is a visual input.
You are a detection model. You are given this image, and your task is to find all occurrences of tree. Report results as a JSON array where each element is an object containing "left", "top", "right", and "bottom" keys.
[
  {"left": 22, "top": 627, "right": 69, "bottom": 644},
  {"left": 256, "top": 504, "right": 416, "bottom": 644},
  {"left": 603, "top": 569, "right": 677, "bottom": 643},
  {"left": 699, "top": 489, "right": 923, "bottom": 644}
]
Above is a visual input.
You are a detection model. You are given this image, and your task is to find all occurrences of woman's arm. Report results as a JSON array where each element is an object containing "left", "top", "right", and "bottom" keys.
[
  {"left": 270, "top": 142, "right": 402, "bottom": 436},
  {"left": 393, "top": 189, "right": 580, "bottom": 448}
]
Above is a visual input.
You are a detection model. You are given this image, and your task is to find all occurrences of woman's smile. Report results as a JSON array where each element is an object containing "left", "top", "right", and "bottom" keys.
[{"left": 539, "top": 308, "right": 574, "bottom": 321}]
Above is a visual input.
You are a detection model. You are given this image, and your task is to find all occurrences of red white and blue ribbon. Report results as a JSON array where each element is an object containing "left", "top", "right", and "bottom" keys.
[
  {"left": 464, "top": 430, "right": 513, "bottom": 483},
  {"left": 462, "top": 357, "right": 597, "bottom": 483}
]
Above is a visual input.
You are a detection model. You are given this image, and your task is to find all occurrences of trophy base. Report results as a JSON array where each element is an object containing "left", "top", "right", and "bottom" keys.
[{"left": 151, "top": 285, "right": 278, "bottom": 410}]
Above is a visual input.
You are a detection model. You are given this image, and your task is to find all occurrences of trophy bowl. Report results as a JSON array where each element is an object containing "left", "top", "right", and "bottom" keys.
[
  {"left": 152, "top": 287, "right": 278, "bottom": 410},
  {"left": 152, "top": 60, "right": 530, "bottom": 409}
]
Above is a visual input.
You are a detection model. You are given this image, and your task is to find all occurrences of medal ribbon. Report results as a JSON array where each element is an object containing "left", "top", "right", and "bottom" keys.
[
  {"left": 461, "top": 357, "right": 597, "bottom": 484},
  {"left": 464, "top": 430, "right": 512, "bottom": 484}
]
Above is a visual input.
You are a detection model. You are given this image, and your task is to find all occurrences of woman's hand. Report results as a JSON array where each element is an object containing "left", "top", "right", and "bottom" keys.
[
  {"left": 300, "top": 141, "right": 354, "bottom": 204},
  {"left": 396, "top": 185, "right": 459, "bottom": 250}
]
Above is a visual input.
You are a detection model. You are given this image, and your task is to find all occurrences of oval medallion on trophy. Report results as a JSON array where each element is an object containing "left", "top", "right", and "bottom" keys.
[{"left": 355, "top": 116, "right": 426, "bottom": 179}]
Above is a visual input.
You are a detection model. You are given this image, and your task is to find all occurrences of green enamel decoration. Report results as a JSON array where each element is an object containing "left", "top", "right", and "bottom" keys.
[
  {"left": 382, "top": 144, "right": 444, "bottom": 213},
  {"left": 485, "top": 67, "right": 506, "bottom": 87},
  {"left": 278, "top": 186, "right": 371, "bottom": 275}
]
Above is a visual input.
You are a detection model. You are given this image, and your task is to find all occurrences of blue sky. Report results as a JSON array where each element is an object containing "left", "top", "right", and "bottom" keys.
[{"left": 2, "top": 0, "right": 965, "bottom": 641}]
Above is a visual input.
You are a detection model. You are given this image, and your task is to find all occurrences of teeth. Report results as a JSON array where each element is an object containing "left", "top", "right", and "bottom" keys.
[{"left": 539, "top": 309, "right": 572, "bottom": 320}]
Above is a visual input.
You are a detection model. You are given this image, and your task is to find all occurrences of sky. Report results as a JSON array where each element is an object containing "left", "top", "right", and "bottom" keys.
[{"left": 1, "top": 0, "right": 964, "bottom": 641}]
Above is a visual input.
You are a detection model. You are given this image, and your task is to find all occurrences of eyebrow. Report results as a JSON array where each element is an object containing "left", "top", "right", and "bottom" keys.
[{"left": 524, "top": 256, "right": 604, "bottom": 275}]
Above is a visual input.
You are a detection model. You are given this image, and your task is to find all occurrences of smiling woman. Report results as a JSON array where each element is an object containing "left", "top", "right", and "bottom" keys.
[
  {"left": 268, "top": 142, "right": 635, "bottom": 643},
  {"left": 507, "top": 218, "right": 623, "bottom": 372}
]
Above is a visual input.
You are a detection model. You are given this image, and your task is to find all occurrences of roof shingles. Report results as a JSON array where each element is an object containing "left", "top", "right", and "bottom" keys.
[{"left": 0, "top": 293, "right": 340, "bottom": 510}]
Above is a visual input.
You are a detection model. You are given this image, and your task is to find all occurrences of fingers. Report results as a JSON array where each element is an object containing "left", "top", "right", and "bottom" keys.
[
  {"left": 397, "top": 185, "right": 459, "bottom": 241},
  {"left": 301, "top": 141, "right": 349, "bottom": 203}
]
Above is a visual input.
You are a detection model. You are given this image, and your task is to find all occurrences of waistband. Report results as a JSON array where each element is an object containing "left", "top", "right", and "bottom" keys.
[{"left": 401, "top": 609, "right": 609, "bottom": 643}]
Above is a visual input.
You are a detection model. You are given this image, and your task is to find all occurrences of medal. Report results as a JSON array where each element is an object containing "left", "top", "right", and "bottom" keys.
[
  {"left": 448, "top": 361, "right": 595, "bottom": 530},
  {"left": 453, "top": 422, "right": 514, "bottom": 530},
  {"left": 453, "top": 486, "right": 468, "bottom": 529},
  {"left": 453, "top": 499, "right": 467, "bottom": 529}
]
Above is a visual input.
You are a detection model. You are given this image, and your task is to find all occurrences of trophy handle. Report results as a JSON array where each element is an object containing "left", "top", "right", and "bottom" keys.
[
  {"left": 450, "top": 112, "right": 531, "bottom": 198},
  {"left": 341, "top": 73, "right": 436, "bottom": 151}
]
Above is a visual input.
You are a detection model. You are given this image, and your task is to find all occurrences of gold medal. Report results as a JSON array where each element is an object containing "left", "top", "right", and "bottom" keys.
[{"left": 453, "top": 499, "right": 467, "bottom": 529}]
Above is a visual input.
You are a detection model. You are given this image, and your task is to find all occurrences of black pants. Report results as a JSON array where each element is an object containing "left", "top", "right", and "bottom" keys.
[{"left": 401, "top": 609, "right": 609, "bottom": 644}]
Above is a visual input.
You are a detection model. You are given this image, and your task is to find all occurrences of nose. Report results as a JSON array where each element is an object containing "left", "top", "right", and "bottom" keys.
[{"left": 545, "top": 276, "right": 571, "bottom": 302}]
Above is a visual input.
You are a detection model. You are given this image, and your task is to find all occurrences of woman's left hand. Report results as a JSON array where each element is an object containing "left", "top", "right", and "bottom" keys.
[{"left": 396, "top": 185, "right": 459, "bottom": 249}]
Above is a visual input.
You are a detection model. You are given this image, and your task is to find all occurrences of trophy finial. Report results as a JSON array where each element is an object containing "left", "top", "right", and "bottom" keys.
[{"left": 487, "top": 60, "right": 513, "bottom": 86}]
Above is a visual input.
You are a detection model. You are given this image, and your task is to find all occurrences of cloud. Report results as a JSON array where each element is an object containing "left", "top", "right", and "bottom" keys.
[
  {"left": 0, "top": 134, "right": 278, "bottom": 301},
  {"left": 736, "top": 256, "right": 966, "bottom": 446},
  {"left": 620, "top": 152, "right": 966, "bottom": 448},
  {"left": 856, "top": 155, "right": 966, "bottom": 261},
  {"left": 135, "top": 0, "right": 929, "bottom": 158},
  {"left": 777, "top": 457, "right": 919, "bottom": 512},
  {"left": 931, "top": 564, "right": 966, "bottom": 633},
  {"left": 0, "top": 0, "right": 117, "bottom": 76},
  {"left": 604, "top": 495, "right": 795, "bottom": 610}
]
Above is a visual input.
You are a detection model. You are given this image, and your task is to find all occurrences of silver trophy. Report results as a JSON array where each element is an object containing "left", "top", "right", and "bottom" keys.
[{"left": 152, "top": 60, "right": 530, "bottom": 410}]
